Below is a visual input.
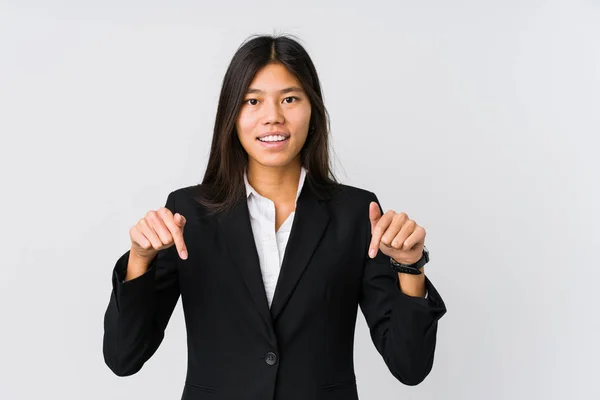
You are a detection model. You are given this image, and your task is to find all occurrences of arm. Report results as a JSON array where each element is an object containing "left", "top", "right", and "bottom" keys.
[
  {"left": 359, "top": 192, "right": 447, "bottom": 386},
  {"left": 102, "top": 191, "right": 181, "bottom": 376}
]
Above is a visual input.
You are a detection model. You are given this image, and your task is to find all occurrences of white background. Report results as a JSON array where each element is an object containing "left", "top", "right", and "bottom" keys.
[{"left": 1, "top": 0, "right": 598, "bottom": 399}]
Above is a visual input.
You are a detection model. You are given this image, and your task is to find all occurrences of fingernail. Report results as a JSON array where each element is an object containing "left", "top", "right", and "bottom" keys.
[
  {"left": 369, "top": 248, "right": 376, "bottom": 258},
  {"left": 181, "top": 250, "right": 188, "bottom": 259}
]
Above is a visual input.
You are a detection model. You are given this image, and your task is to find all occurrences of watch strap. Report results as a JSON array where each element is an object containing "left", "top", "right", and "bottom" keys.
[{"left": 390, "top": 247, "right": 429, "bottom": 275}]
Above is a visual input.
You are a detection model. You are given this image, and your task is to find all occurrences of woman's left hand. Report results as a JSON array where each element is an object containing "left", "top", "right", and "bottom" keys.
[{"left": 368, "top": 201, "right": 426, "bottom": 263}]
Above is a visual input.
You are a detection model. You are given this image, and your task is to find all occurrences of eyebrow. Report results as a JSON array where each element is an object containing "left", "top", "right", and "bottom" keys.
[{"left": 245, "top": 86, "right": 304, "bottom": 95}]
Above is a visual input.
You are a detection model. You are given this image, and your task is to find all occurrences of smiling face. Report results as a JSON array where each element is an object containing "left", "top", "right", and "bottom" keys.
[{"left": 236, "top": 62, "right": 312, "bottom": 170}]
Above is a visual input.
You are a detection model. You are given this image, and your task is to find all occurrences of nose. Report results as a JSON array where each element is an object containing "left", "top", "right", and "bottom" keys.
[{"left": 262, "top": 98, "right": 285, "bottom": 126}]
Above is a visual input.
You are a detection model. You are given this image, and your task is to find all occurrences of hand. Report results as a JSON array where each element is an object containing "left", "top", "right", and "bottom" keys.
[
  {"left": 368, "top": 201, "right": 426, "bottom": 264},
  {"left": 129, "top": 207, "right": 188, "bottom": 261}
]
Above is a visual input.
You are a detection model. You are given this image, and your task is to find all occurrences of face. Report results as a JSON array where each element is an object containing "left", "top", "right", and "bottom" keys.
[{"left": 236, "top": 62, "right": 312, "bottom": 170}]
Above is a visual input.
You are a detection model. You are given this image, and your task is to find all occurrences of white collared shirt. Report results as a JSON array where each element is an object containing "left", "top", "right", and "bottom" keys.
[{"left": 243, "top": 166, "right": 307, "bottom": 308}]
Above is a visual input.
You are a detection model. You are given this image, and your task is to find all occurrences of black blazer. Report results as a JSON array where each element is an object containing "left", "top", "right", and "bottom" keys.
[{"left": 103, "top": 178, "right": 447, "bottom": 400}]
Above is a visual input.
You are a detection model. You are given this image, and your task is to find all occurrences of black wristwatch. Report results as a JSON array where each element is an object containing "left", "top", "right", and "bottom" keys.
[{"left": 390, "top": 246, "right": 429, "bottom": 275}]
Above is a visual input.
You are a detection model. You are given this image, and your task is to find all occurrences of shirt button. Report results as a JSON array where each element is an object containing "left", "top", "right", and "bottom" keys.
[{"left": 265, "top": 352, "right": 277, "bottom": 366}]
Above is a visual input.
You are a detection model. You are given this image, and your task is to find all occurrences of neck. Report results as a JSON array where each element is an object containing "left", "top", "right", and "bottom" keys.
[{"left": 246, "top": 158, "right": 302, "bottom": 203}]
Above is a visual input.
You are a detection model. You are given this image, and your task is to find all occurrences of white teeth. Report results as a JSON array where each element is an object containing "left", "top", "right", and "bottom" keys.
[{"left": 258, "top": 135, "right": 287, "bottom": 142}]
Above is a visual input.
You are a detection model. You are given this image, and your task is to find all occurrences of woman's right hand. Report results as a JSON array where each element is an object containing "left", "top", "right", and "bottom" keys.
[{"left": 129, "top": 207, "right": 188, "bottom": 263}]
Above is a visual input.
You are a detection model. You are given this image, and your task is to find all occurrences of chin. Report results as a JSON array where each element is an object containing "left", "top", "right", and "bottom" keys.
[
  {"left": 256, "top": 160, "right": 293, "bottom": 168},
  {"left": 251, "top": 155, "right": 300, "bottom": 169}
]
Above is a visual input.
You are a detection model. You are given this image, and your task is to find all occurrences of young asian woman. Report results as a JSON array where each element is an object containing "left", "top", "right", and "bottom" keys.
[{"left": 102, "top": 34, "right": 447, "bottom": 400}]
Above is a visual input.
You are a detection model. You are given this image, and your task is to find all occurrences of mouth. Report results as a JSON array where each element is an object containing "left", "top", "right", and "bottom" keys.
[
  {"left": 256, "top": 132, "right": 290, "bottom": 141},
  {"left": 256, "top": 132, "right": 290, "bottom": 149}
]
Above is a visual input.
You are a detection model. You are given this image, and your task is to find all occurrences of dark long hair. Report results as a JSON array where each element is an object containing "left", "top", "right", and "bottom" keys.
[{"left": 195, "top": 34, "right": 340, "bottom": 215}]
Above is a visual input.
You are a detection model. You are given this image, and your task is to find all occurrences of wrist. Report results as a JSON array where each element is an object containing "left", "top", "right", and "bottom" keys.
[
  {"left": 398, "top": 270, "right": 426, "bottom": 297},
  {"left": 126, "top": 250, "right": 154, "bottom": 281},
  {"left": 390, "top": 246, "right": 429, "bottom": 275}
]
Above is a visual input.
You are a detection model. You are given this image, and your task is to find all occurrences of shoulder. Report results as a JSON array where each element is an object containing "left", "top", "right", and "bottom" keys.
[
  {"left": 161, "top": 184, "right": 217, "bottom": 218},
  {"left": 164, "top": 184, "right": 210, "bottom": 202},
  {"left": 175, "top": 183, "right": 213, "bottom": 199},
  {"left": 328, "top": 182, "right": 378, "bottom": 205},
  {"left": 320, "top": 183, "right": 382, "bottom": 222}
]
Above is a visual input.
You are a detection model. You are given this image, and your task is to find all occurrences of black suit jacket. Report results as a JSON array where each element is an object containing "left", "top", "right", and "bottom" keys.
[{"left": 103, "top": 178, "right": 447, "bottom": 399}]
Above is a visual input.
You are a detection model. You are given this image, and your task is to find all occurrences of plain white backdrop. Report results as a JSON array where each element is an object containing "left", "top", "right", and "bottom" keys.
[{"left": 1, "top": 1, "right": 598, "bottom": 399}]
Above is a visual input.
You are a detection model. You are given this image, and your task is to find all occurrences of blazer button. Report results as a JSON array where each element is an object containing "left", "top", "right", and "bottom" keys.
[{"left": 265, "top": 352, "right": 277, "bottom": 366}]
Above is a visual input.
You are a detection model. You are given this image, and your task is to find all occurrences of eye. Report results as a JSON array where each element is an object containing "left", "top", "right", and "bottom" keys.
[
  {"left": 283, "top": 96, "right": 298, "bottom": 104},
  {"left": 245, "top": 98, "right": 259, "bottom": 106}
]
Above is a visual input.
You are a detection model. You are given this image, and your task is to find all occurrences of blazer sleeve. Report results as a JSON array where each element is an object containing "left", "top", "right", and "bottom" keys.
[
  {"left": 358, "top": 191, "right": 447, "bottom": 386},
  {"left": 102, "top": 191, "right": 181, "bottom": 377}
]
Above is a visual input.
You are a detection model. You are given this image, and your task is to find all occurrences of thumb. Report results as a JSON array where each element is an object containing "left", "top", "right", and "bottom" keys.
[
  {"left": 175, "top": 213, "right": 187, "bottom": 228},
  {"left": 369, "top": 201, "right": 381, "bottom": 231}
]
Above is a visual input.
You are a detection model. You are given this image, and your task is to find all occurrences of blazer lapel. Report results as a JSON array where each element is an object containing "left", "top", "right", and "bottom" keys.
[
  {"left": 270, "top": 182, "right": 331, "bottom": 321},
  {"left": 216, "top": 178, "right": 332, "bottom": 329},
  {"left": 217, "top": 195, "right": 273, "bottom": 332}
]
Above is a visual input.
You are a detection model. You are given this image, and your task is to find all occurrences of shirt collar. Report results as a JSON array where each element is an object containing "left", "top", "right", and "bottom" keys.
[{"left": 243, "top": 166, "right": 307, "bottom": 203}]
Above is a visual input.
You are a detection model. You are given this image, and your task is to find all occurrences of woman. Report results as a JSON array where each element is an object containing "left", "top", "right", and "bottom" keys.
[{"left": 103, "top": 34, "right": 447, "bottom": 400}]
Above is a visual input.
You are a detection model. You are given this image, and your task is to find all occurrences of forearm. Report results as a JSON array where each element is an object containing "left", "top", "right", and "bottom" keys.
[
  {"left": 397, "top": 267, "right": 426, "bottom": 297},
  {"left": 125, "top": 250, "right": 154, "bottom": 281}
]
